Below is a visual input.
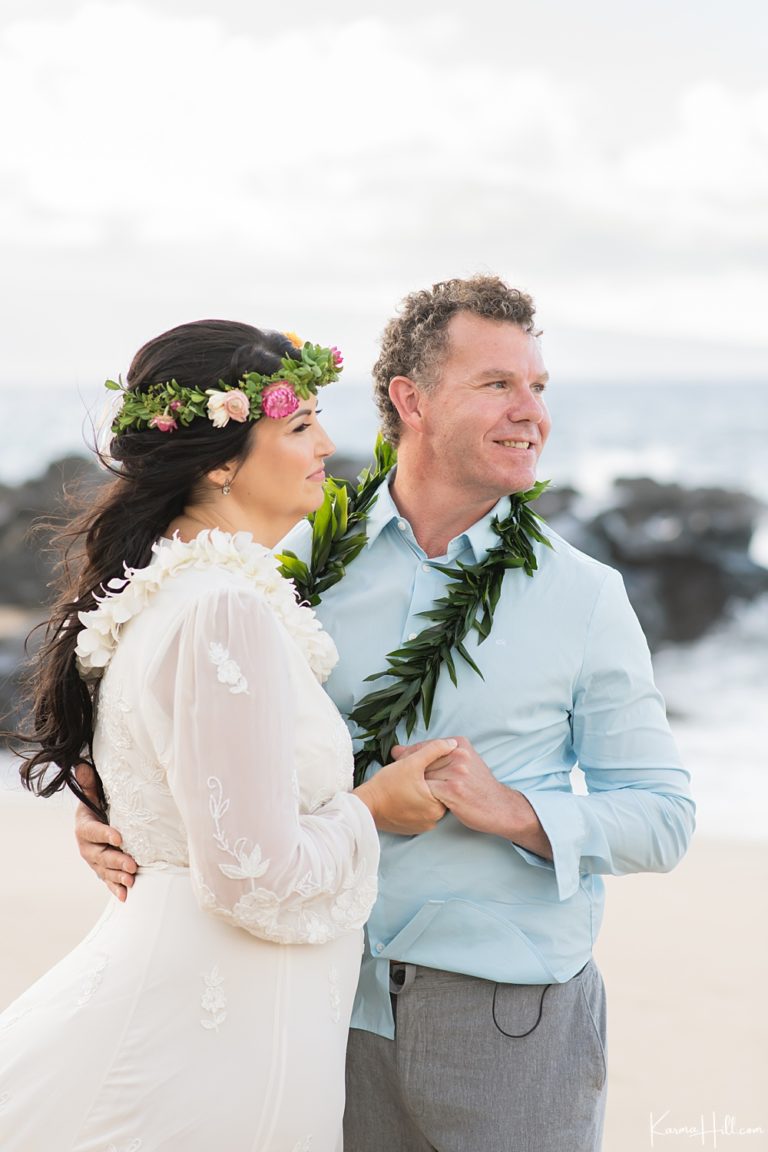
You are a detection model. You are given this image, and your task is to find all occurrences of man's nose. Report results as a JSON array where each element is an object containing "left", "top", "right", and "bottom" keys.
[{"left": 506, "top": 385, "right": 546, "bottom": 424}]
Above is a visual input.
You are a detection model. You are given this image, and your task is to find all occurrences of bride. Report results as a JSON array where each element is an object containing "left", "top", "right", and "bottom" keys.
[{"left": 0, "top": 321, "right": 451, "bottom": 1151}]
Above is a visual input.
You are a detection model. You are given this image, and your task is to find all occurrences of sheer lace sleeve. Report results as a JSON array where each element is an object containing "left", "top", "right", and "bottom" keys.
[{"left": 147, "top": 583, "right": 379, "bottom": 944}]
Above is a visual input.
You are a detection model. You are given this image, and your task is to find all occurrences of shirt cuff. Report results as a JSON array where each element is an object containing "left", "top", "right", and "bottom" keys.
[{"left": 513, "top": 790, "right": 588, "bottom": 901}]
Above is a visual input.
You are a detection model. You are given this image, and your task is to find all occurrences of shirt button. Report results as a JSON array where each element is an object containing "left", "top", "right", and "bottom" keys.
[
  {"left": 421, "top": 562, "right": 431, "bottom": 573},
  {"left": 397, "top": 520, "right": 407, "bottom": 531},
  {"left": 375, "top": 943, "right": 384, "bottom": 954}
]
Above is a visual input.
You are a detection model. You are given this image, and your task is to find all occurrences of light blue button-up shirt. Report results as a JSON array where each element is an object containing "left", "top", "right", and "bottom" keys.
[{"left": 283, "top": 478, "right": 694, "bottom": 1038}]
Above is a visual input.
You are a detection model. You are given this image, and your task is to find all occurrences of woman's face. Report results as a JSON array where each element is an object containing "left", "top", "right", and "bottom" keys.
[{"left": 221, "top": 395, "right": 335, "bottom": 543}]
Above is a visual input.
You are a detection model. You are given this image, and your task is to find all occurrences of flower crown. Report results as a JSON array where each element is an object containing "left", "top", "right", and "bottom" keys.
[{"left": 106, "top": 334, "right": 343, "bottom": 434}]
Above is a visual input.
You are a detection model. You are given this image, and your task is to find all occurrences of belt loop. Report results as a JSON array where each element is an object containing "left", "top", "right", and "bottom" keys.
[{"left": 389, "top": 961, "right": 417, "bottom": 995}]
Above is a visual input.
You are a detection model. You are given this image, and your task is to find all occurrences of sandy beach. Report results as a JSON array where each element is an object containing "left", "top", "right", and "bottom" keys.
[{"left": 1, "top": 788, "right": 766, "bottom": 1152}]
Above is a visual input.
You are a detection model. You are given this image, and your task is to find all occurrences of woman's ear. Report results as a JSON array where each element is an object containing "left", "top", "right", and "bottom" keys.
[{"left": 206, "top": 464, "right": 236, "bottom": 492}]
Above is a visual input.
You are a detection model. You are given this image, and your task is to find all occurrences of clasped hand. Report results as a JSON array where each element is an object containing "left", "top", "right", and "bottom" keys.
[
  {"left": 391, "top": 735, "right": 508, "bottom": 835},
  {"left": 391, "top": 736, "right": 552, "bottom": 860},
  {"left": 354, "top": 739, "right": 455, "bottom": 835}
]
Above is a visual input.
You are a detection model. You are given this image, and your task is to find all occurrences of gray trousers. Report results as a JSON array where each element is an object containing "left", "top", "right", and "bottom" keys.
[{"left": 344, "top": 960, "right": 607, "bottom": 1152}]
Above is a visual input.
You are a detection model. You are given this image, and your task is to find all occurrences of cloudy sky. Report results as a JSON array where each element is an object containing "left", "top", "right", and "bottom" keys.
[{"left": 1, "top": 0, "right": 767, "bottom": 388}]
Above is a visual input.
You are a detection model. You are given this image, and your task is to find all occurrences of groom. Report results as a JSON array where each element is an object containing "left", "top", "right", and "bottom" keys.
[{"left": 78, "top": 275, "right": 694, "bottom": 1151}]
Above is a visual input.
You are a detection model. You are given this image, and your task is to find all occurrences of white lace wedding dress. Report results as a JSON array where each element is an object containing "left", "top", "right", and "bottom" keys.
[{"left": 0, "top": 532, "right": 380, "bottom": 1152}]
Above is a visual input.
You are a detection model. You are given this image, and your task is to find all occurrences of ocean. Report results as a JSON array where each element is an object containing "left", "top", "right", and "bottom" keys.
[{"left": 2, "top": 379, "right": 767, "bottom": 837}]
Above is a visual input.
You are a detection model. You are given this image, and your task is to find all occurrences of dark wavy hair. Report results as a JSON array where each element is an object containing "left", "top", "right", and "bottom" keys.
[
  {"left": 373, "top": 274, "right": 539, "bottom": 446},
  {"left": 14, "top": 320, "right": 299, "bottom": 817}
]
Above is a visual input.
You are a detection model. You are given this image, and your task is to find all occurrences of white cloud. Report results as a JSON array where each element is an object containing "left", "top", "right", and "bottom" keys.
[
  {"left": 0, "top": 1, "right": 766, "bottom": 368},
  {"left": 0, "top": 4, "right": 595, "bottom": 246},
  {"left": 539, "top": 268, "right": 768, "bottom": 349},
  {"left": 623, "top": 83, "right": 768, "bottom": 203},
  {"left": 1, "top": 5, "right": 765, "bottom": 246}
]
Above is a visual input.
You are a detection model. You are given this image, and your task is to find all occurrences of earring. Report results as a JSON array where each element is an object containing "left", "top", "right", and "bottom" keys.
[{"left": 222, "top": 481, "right": 231, "bottom": 496}]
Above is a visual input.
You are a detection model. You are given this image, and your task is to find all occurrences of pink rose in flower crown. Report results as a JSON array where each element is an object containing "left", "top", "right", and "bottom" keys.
[
  {"left": 206, "top": 388, "right": 251, "bottom": 428},
  {"left": 222, "top": 390, "right": 250, "bottom": 422},
  {"left": 262, "top": 383, "right": 300, "bottom": 419},
  {"left": 149, "top": 412, "right": 178, "bottom": 432},
  {"left": 330, "top": 346, "right": 344, "bottom": 369}
]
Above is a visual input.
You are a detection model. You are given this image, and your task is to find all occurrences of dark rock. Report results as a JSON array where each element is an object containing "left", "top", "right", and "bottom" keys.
[
  {"left": 325, "top": 454, "right": 368, "bottom": 485},
  {"left": 594, "top": 478, "right": 759, "bottom": 560},
  {"left": 549, "top": 478, "right": 768, "bottom": 646},
  {"left": 533, "top": 485, "right": 579, "bottom": 520},
  {"left": 0, "top": 611, "right": 41, "bottom": 740},
  {"left": 0, "top": 455, "right": 105, "bottom": 608},
  {"left": 1, "top": 458, "right": 766, "bottom": 748}
]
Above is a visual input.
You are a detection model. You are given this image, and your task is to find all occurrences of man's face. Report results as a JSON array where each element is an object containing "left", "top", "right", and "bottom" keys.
[{"left": 413, "top": 312, "right": 551, "bottom": 503}]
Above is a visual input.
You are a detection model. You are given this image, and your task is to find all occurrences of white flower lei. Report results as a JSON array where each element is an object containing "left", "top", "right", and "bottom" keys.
[{"left": 74, "top": 529, "right": 338, "bottom": 684}]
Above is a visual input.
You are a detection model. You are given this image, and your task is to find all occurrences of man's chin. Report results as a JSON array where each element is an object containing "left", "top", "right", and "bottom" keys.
[{"left": 496, "top": 470, "right": 539, "bottom": 497}]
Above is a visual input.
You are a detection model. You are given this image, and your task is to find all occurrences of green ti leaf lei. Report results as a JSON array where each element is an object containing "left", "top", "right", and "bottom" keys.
[
  {"left": 277, "top": 435, "right": 396, "bottom": 606},
  {"left": 278, "top": 437, "right": 550, "bottom": 786}
]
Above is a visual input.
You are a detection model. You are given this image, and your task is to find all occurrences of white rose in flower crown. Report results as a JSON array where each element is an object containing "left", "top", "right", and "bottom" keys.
[{"left": 206, "top": 389, "right": 250, "bottom": 428}]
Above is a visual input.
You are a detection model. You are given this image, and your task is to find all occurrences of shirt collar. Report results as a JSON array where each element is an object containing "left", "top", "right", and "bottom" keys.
[
  {"left": 364, "top": 475, "right": 404, "bottom": 549},
  {"left": 460, "top": 495, "right": 511, "bottom": 563},
  {"left": 365, "top": 476, "right": 512, "bottom": 564}
]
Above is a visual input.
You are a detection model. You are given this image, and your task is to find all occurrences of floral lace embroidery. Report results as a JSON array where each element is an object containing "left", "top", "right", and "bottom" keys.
[
  {"left": 200, "top": 965, "right": 227, "bottom": 1032},
  {"left": 97, "top": 676, "right": 186, "bottom": 866},
  {"left": 208, "top": 643, "right": 249, "bottom": 695},
  {"left": 201, "top": 776, "right": 377, "bottom": 945},
  {"left": 207, "top": 777, "right": 270, "bottom": 880},
  {"left": 77, "top": 953, "right": 109, "bottom": 1007},
  {"left": 294, "top": 872, "right": 321, "bottom": 898},
  {"left": 191, "top": 864, "right": 218, "bottom": 912},
  {"left": 291, "top": 1139, "right": 312, "bottom": 1152},
  {"left": 0, "top": 1091, "right": 10, "bottom": 1110},
  {"left": 328, "top": 966, "right": 341, "bottom": 1024},
  {"left": 330, "top": 862, "right": 378, "bottom": 932}
]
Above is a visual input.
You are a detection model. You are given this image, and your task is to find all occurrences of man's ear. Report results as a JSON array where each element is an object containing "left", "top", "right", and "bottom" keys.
[{"left": 388, "top": 376, "right": 427, "bottom": 436}]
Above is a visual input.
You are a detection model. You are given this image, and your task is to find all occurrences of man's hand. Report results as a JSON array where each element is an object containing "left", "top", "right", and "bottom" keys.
[
  {"left": 392, "top": 737, "right": 553, "bottom": 860},
  {"left": 74, "top": 763, "right": 137, "bottom": 901}
]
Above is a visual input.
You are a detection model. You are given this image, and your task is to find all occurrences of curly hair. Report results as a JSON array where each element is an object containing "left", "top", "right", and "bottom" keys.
[{"left": 372, "top": 275, "right": 539, "bottom": 446}]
